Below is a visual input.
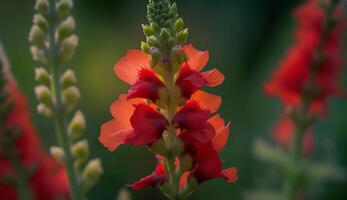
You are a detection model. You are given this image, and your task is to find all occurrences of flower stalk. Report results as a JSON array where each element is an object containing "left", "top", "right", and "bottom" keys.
[
  {"left": 282, "top": 0, "right": 341, "bottom": 199},
  {"left": 29, "top": 0, "right": 102, "bottom": 199}
]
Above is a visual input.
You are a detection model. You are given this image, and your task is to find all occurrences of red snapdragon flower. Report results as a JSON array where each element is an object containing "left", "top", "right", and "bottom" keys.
[
  {"left": 271, "top": 115, "right": 315, "bottom": 156},
  {"left": 264, "top": 0, "right": 344, "bottom": 114},
  {"left": 0, "top": 67, "right": 69, "bottom": 200},
  {"left": 99, "top": 44, "right": 237, "bottom": 190}
]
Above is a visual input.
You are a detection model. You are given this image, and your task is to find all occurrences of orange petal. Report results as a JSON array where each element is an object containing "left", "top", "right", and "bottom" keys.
[
  {"left": 99, "top": 119, "right": 134, "bottom": 151},
  {"left": 209, "top": 115, "right": 231, "bottom": 152},
  {"left": 201, "top": 68, "right": 225, "bottom": 87},
  {"left": 113, "top": 50, "right": 150, "bottom": 85},
  {"left": 190, "top": 90, "right": 221, "bottom": 113},
  {"left": 110, "top": 94, "right": 144, "bottom": 126},
  {"left": 179, "top": 172, "right": 190, "bottom": 189},
  {"left": 183, "top": 44, "right": 209, "bottom": 72},
  {"left": 223, "top": 167, "right": 238, "bottom": 183}
]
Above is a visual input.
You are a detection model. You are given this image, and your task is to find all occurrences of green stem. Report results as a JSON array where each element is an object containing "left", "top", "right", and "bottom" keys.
[{"left": 46, "top": 1, "right": 81, "bottom": 199}]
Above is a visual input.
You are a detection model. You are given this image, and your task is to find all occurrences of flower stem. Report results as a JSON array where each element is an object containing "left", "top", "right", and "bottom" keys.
[{"left": 46, "top": 1, "right": 81, "bottom": 199}]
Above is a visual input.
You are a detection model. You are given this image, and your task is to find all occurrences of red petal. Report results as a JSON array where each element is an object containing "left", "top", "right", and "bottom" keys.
[
  {"left": 201, "top": 69, "right": 225, "bottom": 87},
  {"left": 179, "top": 172, "right": 190, "bottom": 189},
  {"left": 176, "top": 64, "right": 205, "bottom": 99},
  {"left": 113, "top": 50, "right": 150, "bottom": 85},
  {"left": 174, "top": 101, "right": 209, "bottom": 130},
  {"left": 190, "top": 90, "right": 221, "bottom": 113},
  {"left": 183, "top": 44, "right": 209, "bottom": 71},
  {"left": 128, "top": 104, "right": 168, "bottom": 146},
  {"left": 222, "top": 167, "right": 238, "bottom": 183},
  {"left": 128, "top": 68, "right": 164, "bottom": 102},
  {"left": 209, "top": 115, "right": 231, "bottom": 152},
  {"left": 128, "top": 174, "right": 167, "bottom": 190}
]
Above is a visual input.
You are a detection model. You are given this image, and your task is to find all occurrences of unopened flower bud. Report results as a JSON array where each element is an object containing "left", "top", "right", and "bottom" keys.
[
  {"left": 171, "top": 138, "right": 184, "bottom": 156},
  {"left": 174, "top": 18, "right": 184, "bottom": 33},
  {"left": 176, "top": 28, "right": 188, "bottom": 45},
  {"left": 33, "top": 14, "right": 48, "bottom": 31},
  {"left": 142, "top": 24, "right": 154, "bottom": 37},
  {"left": 59, "top": 35, "right": 78, "bottom": 64},
  {"left": 30, "top": 46, "right": 47, "bottom": 63},
  {"left": 50, "top": 146, "right": 65, "bottom": 162},
  {"left": 62, "top": 86, "right": 80, "bottom": 109},
  {"left": 150, "top": 139, "right": 166, "bottom": 155},
  {"left": 117, "top": 188, "right": 132, "bottom": 200},
  {"left": 180, "top": 155, "right": 193, "bottom": 171},
  {"left": 141, "top": 42, "right": 151, "bottom": 54},
  {"left": 56, "top": 0, "right": 73, "bottom": 19},
  {"left": 57, "top": 16, "right": 76, "bottom": 42},
  {"left": 29, "top": 25, "right": 46, "bottom": 47},
  {"left": 147, "top": 36, "right": 161, "bottom": 48},
  {"left": 160, "top": 28, "right": 170, "bottom": 41},
  {"left": 150, "top": 48, "right": 160, "bottom": 67},
  {"left": 35, "top": 67, "right": 50, "bottom": 85},
  {"left": 150, "top": 22, "right": 160, "bottom": 34},
  {"left": 35, "top": 85, "right": 52, "bottom": 106},
  {"left": 82, "top": 159, "right": 103, "bottom": 190},
  {"left": 35, "top": 0, "right": 49, "bottom": 15},
  {"left": 37, "top": 103, "right": 53, "bottom": 117},
  {"left": 68, "top": 111, "right": 86, "bottom": 141},
  {"left": 72, "top": 139, "right": 89, "bottom": 163},
  {"left": 60, "top": 69, "right": 77, "bottom": 89}
]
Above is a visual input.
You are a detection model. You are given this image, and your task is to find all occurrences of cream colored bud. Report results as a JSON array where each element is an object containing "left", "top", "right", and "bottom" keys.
[
  {"left": 57, "top": 16, "right": 76, "bottom": 42},
  {"left": 56, "top": 0, "right": 73, "bottom": 19},
  {"left": 35, "top": 67, "right": 50, "bottom": 85},
  {"left": 30, "top": 46, "right": 47, "bottom": 63},
  {"left": 33, "top": 14, "right": 48, "bottom": 31},
  {"left": 82, "top": 159, "right": 103, "bottom": 186},
  {"left": 60, "top": 69, "right": 76, "bottom": 89},
  {"left": 37, "top": 103, "right": 53, "bottom": 117},
  {"left": 68, "top": 111, "right": 86, "bottom": 141},
  {"left": 72, "top": 139, "right": 89, "bottom": 163},
  {"left": 35, "top": 0, "right": 49, "bottom": 15},
  {"left": 59, "top": 35, "right": 78, "bottom": 64},
  {"left": 62, "top": 86, "right": 80, "bottom": 108},
  {"left": 29, "top": 25, "right": 46, "bottom": 47},
  {"left": 35, "top": 85, "right": 52, "bottom": 106},
  {"left": 50, "top": 146, "right": 65, "bottom": 162}
]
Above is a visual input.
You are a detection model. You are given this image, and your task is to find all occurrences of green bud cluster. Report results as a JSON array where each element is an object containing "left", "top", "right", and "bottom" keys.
[
  {"left": 29, "top": 0, "right": 102, "bottom": 197},
  {"left": 141, "top": 0, "right": 188, "bottom": 71}
]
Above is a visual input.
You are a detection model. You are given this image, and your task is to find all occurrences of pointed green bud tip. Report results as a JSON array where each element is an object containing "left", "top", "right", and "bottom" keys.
[
  {"left": 37, "top": 103, "right": 53, "bottom": 117},
  {"left": 82, "top": 159, "right": 103, "bottom": 184},
  {"left": 56, "top": 0, "right": 73, "bottom": 18},
  {"left": 160, "top": 28, "right": 170, "bottom": 41},
  {"left": 68, "top": 110, "right": 86, "bottom": 141},
  {"left": 72, "top": 139, "right": 89, "bottom": 163},
  {"left": 174, "top": 18, "right": 184, "bottom": 33},
  {"left": 62, "top": 86, "right": 80, "bottom": 108},
  {"left": 141, "top": 42, "right": 151, "bottom": 54},
  {"left": 150, "top": 22, "right": 160, "bottom": 33},
  {"left": 57, "top": 16, "right": 76, "bottom": 42},
  {"left": 50, "top": 146, "right": 65, "bottom": 162},
  {"left": 142, "top": 24, "right": 154, "bottom": 37},
  {"left": 147, "top": 36, "right": 161, "bottom": 48},
  {"left": 35, "top": 85, "right": 52, "bottom": 106},
  {"left": 30, "top": 46, "right": 47, "bottom": 63},
  {"left": 33, "top": 14, "right": 48, "bottom": 31},
  {"left": 35, "top": 0, "right": 49, "bottom": 15},
  {"left": 29, "top": 25, "right": 46, "bottom": 47},
  {"left": 35, "top": 67, "right": 51, "bottom": 85},
  {"left": 59, "top": 35, "right": 78, "bottom": 64},
  {"left": 60, "top": 69, "right": 77, "bottom": 89},
  {"left": 176, "top": 28, "right": 188, "bottom": 45}
]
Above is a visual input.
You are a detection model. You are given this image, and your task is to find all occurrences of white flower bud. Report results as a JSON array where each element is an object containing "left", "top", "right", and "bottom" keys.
[
  {"left": 81, "top": 159, "right": 103, "bottom": 191},
  {"left": 30, "top": 46, "right": 47, "bottom": 63},
  {"left": 62, "top": 86, "right": 80, "bottom": 110},
  {"left": 56, "top": 0, "right": 73, "bottom": 19},
  {"left": 35, "top": 85, "right": 52, "bottom": 106},
  {"left": 71, "top": 139, "right": 89, "bottom": 164},
  {"left": 35, "top": 0, "right": 49, "bottom": 15},
  {"left": 37, "top": 103, "right": 53, "bottom": 117},
  {"left": 57, "top": 16, "right": 76, "bottom": 42},
  {"left": 29, "top": 25, "right": 46, "bottom": 47},
  {"left": 50, "top": 146, "right": 65, "bottom": 162},
  {"left": 60, "top": 69, "right": 76, "bottom": 89},
  {"left": 33, "top": 14, "right": 48, "bottom": 31},
  {"left": 35, "top": 67, "right": 51, "bottom": 85},
  {"left": 68, "top": 111, "right": 86, "bottom": 141},
  {"left": 59, "top": 35, "right": 78, "bottom": 64}
]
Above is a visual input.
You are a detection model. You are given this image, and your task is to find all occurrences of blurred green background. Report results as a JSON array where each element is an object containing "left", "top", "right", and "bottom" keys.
[{"left": 0, "top": 0, "right": 346, "bottom": 199}]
